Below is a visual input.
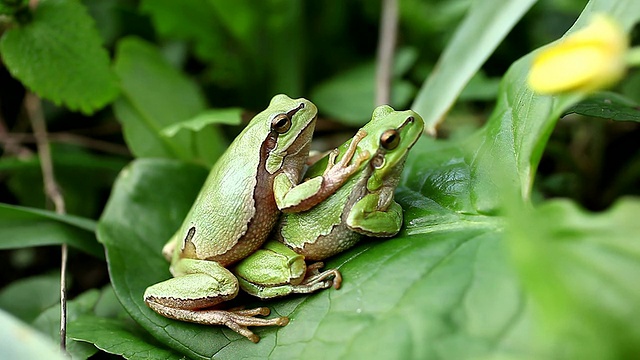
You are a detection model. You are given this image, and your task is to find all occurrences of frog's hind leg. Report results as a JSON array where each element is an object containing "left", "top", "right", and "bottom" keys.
[
  {"left": 144, "top": 258, "right": 288, "bottom": 343},
  {"left": 146, "top": 301, "right": 288, "bottom": 343}
]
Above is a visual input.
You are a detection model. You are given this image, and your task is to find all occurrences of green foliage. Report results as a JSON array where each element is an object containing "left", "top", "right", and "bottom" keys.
[
  {"left": 33, "top": 288, "right": 103, "bottom": 359},
  {"left": 0, "top": 203, "right": 103, "bottom": 258},
  {"left": 69, "top": 316, "right": 182, "bottom": 359},
  {"left": 0, "top": 0, "right": 28, "bottom": 16},
  {"left": 507, "top": 198, "right": 640, "bottom": 359},
  {"left": 564, "top": 91, "right": 640, "bottom": 122},
  {"left": 113, "top": 37, "right": 227, "bottom": 166},
  {"left": 412, "top": 0, "right": 537, "bottom": 133},
  {"left": 141, "top": 0, "right": 306, "bottom": 102},
  {"left": 0, "top": 273, "right": 60, "bottom": 323},
  {"left": 0, "top": 0, "right": 119, "bottom": 113},
  {"left": 1, "top": 0, "right": 640, "bottom": 359},
  {"left": 311, "top": 48, "right": 418, "bottom": 125},
  {"left": 161, "top": 108, "right": 243, "bottom": 137}
]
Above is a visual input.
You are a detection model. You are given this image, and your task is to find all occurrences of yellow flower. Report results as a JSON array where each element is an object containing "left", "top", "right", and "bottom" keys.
[{"left": 528, "top": 14, "right": 628, "bottom": 94}]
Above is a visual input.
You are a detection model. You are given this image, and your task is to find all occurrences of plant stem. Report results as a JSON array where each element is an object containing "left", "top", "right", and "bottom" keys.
[
  {"left": 24, "top": 92, "right": 68, "bottom": 354},
  {"left": 0, "top": 131, "right": 131, "bottom": 156},
  {"left": 375, "top": 0, "right": 398, "bottom": 106}
]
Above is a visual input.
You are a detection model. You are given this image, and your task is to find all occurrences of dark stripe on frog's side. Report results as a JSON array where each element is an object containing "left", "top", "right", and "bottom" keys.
[{"left": 204, "top": 119, "right": 314, "bottom": 266}]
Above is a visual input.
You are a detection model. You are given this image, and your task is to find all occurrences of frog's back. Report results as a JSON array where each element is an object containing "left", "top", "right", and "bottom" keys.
[{"left": 175, "top": 124, "right": 276, "bottom": 264}]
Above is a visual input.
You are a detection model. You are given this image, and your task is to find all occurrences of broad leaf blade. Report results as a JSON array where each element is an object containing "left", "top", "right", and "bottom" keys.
[
  {"left": 0, "top": 203, "right": 102, "bottom": 258},
  {"left": 507, "top": 198, "right": 640, "bottom": 358},
  {"left": 97, "top": 159, "right": 218, "bottom": 359},
  {"left": 33, "top": 289, "right": 103, "bottom": 360},
  {"left": 0, "top": 0, "right": 119, "bottom": 113},
  {"left": 68, "top": 315, "right": 182, "bottom": 360},
  {"left": 98, "top": 158, "right": 548, "bottom": 360}
]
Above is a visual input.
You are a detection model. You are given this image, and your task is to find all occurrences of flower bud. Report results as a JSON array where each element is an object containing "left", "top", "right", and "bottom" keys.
[{"left": 528, "top": 15, "right": 628, "bottom": 94}]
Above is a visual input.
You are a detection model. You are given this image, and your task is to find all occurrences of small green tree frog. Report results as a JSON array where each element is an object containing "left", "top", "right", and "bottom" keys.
[
  {"left": 234, "top": 105, "right": 424, "bottom": 300},
  {"left": 143, "top": 95, "right": 367, "bottom": 343}
]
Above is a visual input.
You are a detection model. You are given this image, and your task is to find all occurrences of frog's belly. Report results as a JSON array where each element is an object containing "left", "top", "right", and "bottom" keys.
[{"left": 294, "top": 223, "right": 362, "bottom": 261}]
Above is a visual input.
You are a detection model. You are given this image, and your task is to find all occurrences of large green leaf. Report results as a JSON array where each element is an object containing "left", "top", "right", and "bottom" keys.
[
  {"left": 0, "top": 203, "right": 103, "bottom": 258},
  {"left": 507, "top": 198, "right": 640, "bottom": 358},
  {"left": 97, "top": 159, "right": 214, "bottom": 358},
  {"left": 0, "top": 0, "right": 119, "bottom": 113},
  {"left": 113, "top": 37, "right": 226, "bottom": 167},
  {"left": 412, "top": 0, "right": 536, "bottom": 133},
  {"left": 69, "top": 316, "right": 182, "bottom": 360},
  {"left": 99, "top": 158, "right": 547, "bottom": 359},
  {"left": 95, "top": 1, "right": 640, "bottom": 359}
]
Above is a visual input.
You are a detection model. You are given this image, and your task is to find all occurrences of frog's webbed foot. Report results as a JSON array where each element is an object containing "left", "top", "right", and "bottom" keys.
[
  {"left": 146, "top": 301, "right": 288, "bottom": 343},
  {"left": 303, "top": 262, "right": 343, "bottom": 290}
]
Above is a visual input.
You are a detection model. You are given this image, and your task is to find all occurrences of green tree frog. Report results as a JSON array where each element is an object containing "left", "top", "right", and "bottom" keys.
[
  {"left": 234, "top": 105, "right": 424, "bottom": 300},
  {"left": 143, "top": 95, "right": 367, "bottom": 343}
]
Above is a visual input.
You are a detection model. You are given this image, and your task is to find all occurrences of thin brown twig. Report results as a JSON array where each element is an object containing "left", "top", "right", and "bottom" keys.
[
  {"left": 0, "top": 131, "right": 131, "bottom": 156},
  {"left": 375, "top": 0, "right": 399, "bottom": 106},
  {"left": 24, "top": 92, "right": 68, "bottom": 354}
]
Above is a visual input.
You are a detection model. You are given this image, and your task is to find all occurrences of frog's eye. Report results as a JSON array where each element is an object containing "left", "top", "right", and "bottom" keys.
[
  {"left": 271, "top": 114, "right": 292, "bottom": 134},
  {"left": 380, "top": 129, "right": 400, "bottom": 150}
]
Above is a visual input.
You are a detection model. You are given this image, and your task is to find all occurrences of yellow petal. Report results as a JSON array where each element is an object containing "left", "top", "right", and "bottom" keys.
[{"left": 528, "top": 14, "right": 628, "bottom": 94}]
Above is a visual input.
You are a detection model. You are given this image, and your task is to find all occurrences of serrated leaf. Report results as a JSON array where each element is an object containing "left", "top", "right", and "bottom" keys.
[
  {"left": 0, "top": 0, "right": 119, "bottom": 113},
  {"left": 0, "top": 203, "right": 103, "bottom": 258},
  {"left": 0, "top": 309, "right": 67, "bottom": 360},
  {"left": 113, "top": 37, "right": 226, "bottom": 166},
  {"left": 563, "top": 91, "right": 640, "bottom": 122}
]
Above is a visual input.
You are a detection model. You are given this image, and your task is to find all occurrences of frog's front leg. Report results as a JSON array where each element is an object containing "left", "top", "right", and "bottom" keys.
[
  {"left": 274, "top": 129, "right": 371, "bottom": 213},
  {"left": 346, "top": 189, "right": 403, "bottom": 237},
  {"left": 234, "top": 241, "right": 340, "bottom": 300},
  {"left": 144, "top": 258, "right": 288, "bottom": 343}
]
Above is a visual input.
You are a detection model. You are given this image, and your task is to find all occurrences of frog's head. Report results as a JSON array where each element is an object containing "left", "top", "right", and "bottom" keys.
[
  {"left": 257, "top": 94, "right": 318, "bottom": 174},
  {"left": 360, "top": 105, "right": 424, "bottom": 190}
]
